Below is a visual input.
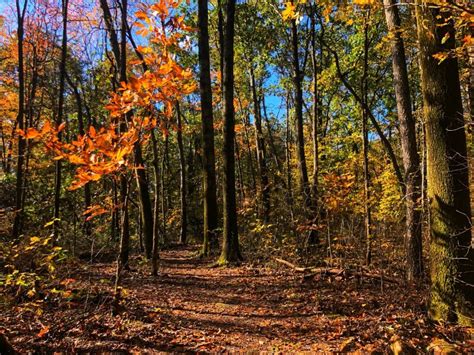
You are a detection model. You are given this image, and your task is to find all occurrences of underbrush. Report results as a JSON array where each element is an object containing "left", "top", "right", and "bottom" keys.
[{"left": 0, "top": 235, "right": 74, "bottom": 308}]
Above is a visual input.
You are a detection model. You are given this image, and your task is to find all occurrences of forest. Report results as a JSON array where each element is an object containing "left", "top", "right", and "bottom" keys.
[{"left": 0, "top": 0, "right": 473, "bottom": 352}]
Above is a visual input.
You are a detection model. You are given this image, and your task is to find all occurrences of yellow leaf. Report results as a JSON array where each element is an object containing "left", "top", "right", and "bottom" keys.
[
  {"left": 282, "top": 2, "right": 297, "bottom": 21},
  {"left": 30, "top": 236, "right": 41, "bottom": 243},
  {"left": 353, "top": 0, "right": 375, "bottom": 5}
]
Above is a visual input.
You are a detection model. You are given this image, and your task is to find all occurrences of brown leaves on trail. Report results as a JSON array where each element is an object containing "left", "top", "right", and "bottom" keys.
[{"left": 1, "top": 246, "right": 472, "bottom": 353}]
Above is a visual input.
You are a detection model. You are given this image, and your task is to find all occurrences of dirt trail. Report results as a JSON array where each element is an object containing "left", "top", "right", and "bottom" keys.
[{"left": 2, "top": 245, "right": 470, "bottom": 353}]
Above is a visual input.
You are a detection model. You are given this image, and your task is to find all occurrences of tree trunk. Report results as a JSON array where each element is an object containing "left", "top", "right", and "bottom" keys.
[
  {"left": 249, "top": 66, "right": 270, "bottom": 223},
  {"left": 161, "top": 133, "right": 169, "bottom": 244},
  {"left": 52, "top": 0, "right": 68, "bottom": 241},
  {"left": 151, "top": 129, "right": 161, "bottom": 275},
  {"left": 383, "top": 0, "right": 422, "bottom": 281},
  {"left": 285, "top": 95, "right": 295, "bottom": 221},
  {"left": 65, "top": 73, "right": 93, "bottom": 238},
  {"left": 219, "top": 0, "right": 241, "bottom": 264},
  {"left": 309, "top": 7, "right": 319, "bottom": 246},
  {"left": 361, "top": 16, "right": 372, "bottom": 266},
  {"left": 176, "top": 102, "right": 188, "bottom": 244},
  {"left": 291, "top": 15, "right": 311, "bottom": 208},
  {"left": 133, "top": 142, "right": 154, "bottom": 258},
  {"left": 415, "top": 1, "right": 473, "bottom": 325},
  {"left": 198, "top": 0, "right": 218, "bottom": 256},
  {"left": 12, "top": 0, "right": 27, "bottom": 240}
]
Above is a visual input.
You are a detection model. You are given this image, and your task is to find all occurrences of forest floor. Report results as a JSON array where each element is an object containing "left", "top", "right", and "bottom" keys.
[{"left": 1, "top": 245, "right": 473, "bottom": 353}]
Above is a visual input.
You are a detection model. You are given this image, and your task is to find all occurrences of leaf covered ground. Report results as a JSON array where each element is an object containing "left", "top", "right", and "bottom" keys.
[{"left": 1, "top": 245, "right": 473, "bottom": 353}]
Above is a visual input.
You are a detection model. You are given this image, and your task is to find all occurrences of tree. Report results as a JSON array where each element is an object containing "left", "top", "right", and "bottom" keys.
[
  {"left": 415, "top": 0, "right": 473, "bottom": 325},
  {"left": 383, "top": 0, "right": 422, "bottom": 281},
  {"left": 53, "top": 0, "right": 69, "bottom": 240},
  {"left": 176, "top": 102, "right": 187, "bottom": 244},
  {"left": 12, "top": 0, "right": 27, "bottom": 240},
  {"left": 219, "top": 0, "right": 242, "bottom": 264},
  {"left": 198, "top": 0, "right": 218, "bottom": 256},
  {"left": 249, "top": 65, "right": 270, "bottom": 223}
]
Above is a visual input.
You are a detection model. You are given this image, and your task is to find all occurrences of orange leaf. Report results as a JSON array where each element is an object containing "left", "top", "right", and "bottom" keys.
[
  {"left": 89, "top": 126, "right": 97, "bottom": 138},
  {"left": 25, "top": 128, "right": 41, "bottom": 139},
  {"left": 37, "top": 326, "right": 50, "bottom": 338}
]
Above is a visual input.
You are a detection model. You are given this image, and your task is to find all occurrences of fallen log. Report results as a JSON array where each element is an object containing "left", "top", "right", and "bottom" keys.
[
  {"left": 274, "top": 258, "right": 313, "bottom": 272},
  {"left": 274, "top": 258, "right": 399, "bottom": 284}
]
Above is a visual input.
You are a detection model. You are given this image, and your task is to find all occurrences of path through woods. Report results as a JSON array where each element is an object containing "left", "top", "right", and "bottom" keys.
[{"left": 1, "top": 246, "right": 471, "bottom": 352}]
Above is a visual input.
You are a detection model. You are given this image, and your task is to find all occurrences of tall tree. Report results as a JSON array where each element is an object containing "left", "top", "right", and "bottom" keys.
[
  {"left": 12, "top": 0, "right": 27, "bottom": 240},
  {"left": 415, "top": 0, "right": 473, "bottom": 325},
  {"left": 53, "top": 0, "right": 69, "bottom": 240},
  {"left": 197, "top": 0, "right": 218, "bottom": 256},
  {"left": 290, "top": 6, "right": 310, "bottom": 208},
  {"left": 249, "top": 65, "right": 270, "bottom": 223},
  {"left": 289, "top": 2, "right": 318, "bottom": 247},
  {"left": 361, "top": 13, "right": 372, "bottom": 266},
  {"left": 383, "top": 0, "right": 422, "bottom": 281},
  {"left": 100, "top": 0, "right": 155, "bottom": 261},
  {"left": 219, "top": 0, "right": 242, "bottom": 264},
  {"left": 176, "top": 102, "right": 187, "bottom": 244}
]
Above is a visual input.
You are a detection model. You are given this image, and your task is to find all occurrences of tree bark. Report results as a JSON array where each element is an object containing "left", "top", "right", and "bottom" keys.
[
  {"left": 309, "top": 7, "right": 320, "bottom": 246},
  {"left": 198, "top": 0, "right": 218, "bottom": 256},
  {"left": 219, "top": 0, "right": 242, "bottom": 264},
  {"left": 249, "top": 66, "right": 270, "bottom": 223},
  {"left": 176, "top": 102, "right": 188, "bottom": 244},
  {"left": 65, "top": 72, "right": 92, "bottom": 238},
  {"left": 415, "top": 1, "right": 473, "bottom": 325},
  {"left": 383, "top": 0, "right": 423, "bottom": 281},
  {"left": 361, "top": 16, "right": 372, "bottom": 266},
  {"left": 151, "top": 128, "right": 161, "bottom": 275},
  {"left": 12, "top": 0, "right": 27, "bottom": 240},
  {"left": 291, "top": 14, "right": 311, "bottom": 208},
  {"left": 52, "top": 0, "right": 68, "bottom": 240}
]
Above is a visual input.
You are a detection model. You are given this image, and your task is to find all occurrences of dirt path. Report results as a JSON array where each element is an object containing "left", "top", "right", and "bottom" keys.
[{"left": 2, "top": 245, "right": 471, "bottom": 353}]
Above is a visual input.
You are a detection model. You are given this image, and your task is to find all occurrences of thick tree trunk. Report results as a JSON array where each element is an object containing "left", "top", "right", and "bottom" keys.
[
  {"left": 249, "top": 66, "right": 270, "bottom": 223},
  {"left": 415, "top": 1, "right": 473, "bottom": 325},
  {"left": 12, "top": 0, "right": 27, "bottom": 240},
  {"left": 219, "top": 0, "right": 241, "bottom": 264},
  {"left": 198, "top": 0, "right": 218, "bottom": 256},
  {"left": 383, "top": 0, "right": 423, "bottom": 281},
  {"left": 176, "top": 103, "right": 188, "bottom": 244}
]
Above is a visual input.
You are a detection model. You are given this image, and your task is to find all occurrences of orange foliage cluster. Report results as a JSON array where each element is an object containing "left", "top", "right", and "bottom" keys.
[{"left": 20, "top": 0, "right": 195, "bottom": 193}]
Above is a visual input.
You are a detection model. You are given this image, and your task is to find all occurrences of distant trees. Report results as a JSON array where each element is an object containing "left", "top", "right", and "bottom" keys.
[{"left": 2, "top": 0, "right": 473, "bottom": 327}]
